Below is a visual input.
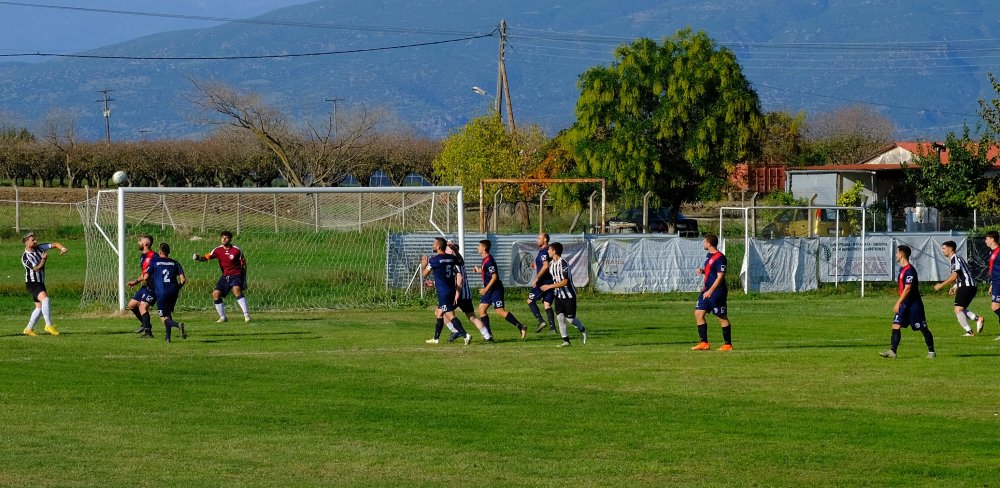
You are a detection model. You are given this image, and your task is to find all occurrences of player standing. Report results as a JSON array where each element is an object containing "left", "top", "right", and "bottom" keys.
[
  {"left": 193, "top": 230, "right": 250, "bottom": 323},
  {"left": 448, "top": 242, "right": 492, "bottom": 343},
  {"left": 881, "top": 245, "right": 936, "bottom": 358},
  {"left": 527, "top": 233, "right": 556, "bottom": 333},
  {"left": 21, "top": 232, "right": 68, "bottom": 336},
  {"left": 474, "top": 239, "right": 528, "bottom": 339},
  {"left": 985, "top": 231, "right": 1000, "bottom": 339},
  {"left": 421, "top": 237, "right": 469, "bottom": 345},
  {"left": 541, "top": 242, "right": 587, "bottom": 347},
  {"left": 692, "top": 234, "right": 732, "bottom": 351},
  {"left": 933, "top": 240, "right": 983, "bottom": 336},
  {"left": 150, "top": 243, "right": 187, "bottom": 343},
  {"left": 126, "top": 234, "right": 157, "bottom": 337}
]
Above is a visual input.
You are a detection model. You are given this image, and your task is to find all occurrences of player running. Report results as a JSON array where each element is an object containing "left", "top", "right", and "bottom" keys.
[
  {"left": 421, "top": 237, "right": 469, "bottom": 345},
  {"left": 541, "top": 242, "right": 587, "bottom": 347},
  {"left": 473, "top": 239, "right": 528, "bottom": 339},
  {"left": 448, "top": 242, "right": 491, "bottom": 343},
  {"left": 986, "top": 231, "right": 1000, "bottom": 340},
  {"left": 881, "top": 245, "right": 936, "bottom": 358},
  {"left": 150, "top": 243, "right": 187, "bottom": 343},
  {"left": 692, "top": 234, "right": 733, "bottom": 351},
  {"left": 21, "top": 232, "right": 68, "bottom": 336},
  {"left": 527, "top": 233, "right": 556, "bottom": 333},
  {"left": 126, "top": 234, "right": 157, "bottom": 337},
  {"left": 933, "top": 240, "right": 983, "bottom": 336},
  {"left": 193, "top": 230, "right": 251, "bottom": 323}
]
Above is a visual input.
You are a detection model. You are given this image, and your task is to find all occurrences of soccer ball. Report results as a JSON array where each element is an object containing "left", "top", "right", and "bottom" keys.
[{"left": 111, "top": 171, "right": 128, "bottom": 185}]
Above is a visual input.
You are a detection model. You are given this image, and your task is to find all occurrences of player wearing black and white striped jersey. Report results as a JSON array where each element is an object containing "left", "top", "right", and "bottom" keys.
[
  {"left": 934, "top": 240, "right": 983, "bottom": 336},
  {"left": 540, "top": 242, "right": 587, "bottom": 347},
  {"left": 20, "top": 232, "right": 68, "bottom": 336}
]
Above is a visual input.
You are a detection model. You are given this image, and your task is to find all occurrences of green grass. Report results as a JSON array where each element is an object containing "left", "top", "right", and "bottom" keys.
[{"left": 1, "top": 292, "right": 998, "bottom": 487}]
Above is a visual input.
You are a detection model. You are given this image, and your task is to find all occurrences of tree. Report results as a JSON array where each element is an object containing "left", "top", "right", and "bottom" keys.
[
  {"left": 903, "top": 127, "right": 995, "bottom": 213},
  {"left": 980, "top": 72, "right": 1000, "bottom": 134},
  {"left": 565, "top": 29, "right": 763, "bottom": 229},
  {"left": 760, "top": 111, "right": 808, "bottom": 165},
  {"left": 804, "top": 104, "right": 895, "bottom": 165}
]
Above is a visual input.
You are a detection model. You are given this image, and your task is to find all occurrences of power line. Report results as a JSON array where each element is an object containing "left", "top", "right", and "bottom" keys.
[
  {"left": 0, "top": 31, "right": 497, "bottom": 60},
  {"left": 754, "top": 83, "right": 980, "bottom": 118}
]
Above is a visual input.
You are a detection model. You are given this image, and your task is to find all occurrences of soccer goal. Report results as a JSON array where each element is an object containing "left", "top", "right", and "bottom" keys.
[{"left": 78, "top": 186, "right": 465, "bottom": 311}]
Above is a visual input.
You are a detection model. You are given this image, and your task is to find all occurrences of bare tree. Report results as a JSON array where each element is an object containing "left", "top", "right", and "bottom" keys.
[
  {"left": 302, "top": 104, "right": 380, "bottom": 186},
  {"left": 804, "top": 104, "right": 896, "bottom": 165},
  {"left": 40, "top": 109, "right": 82, "bottom": 186}
]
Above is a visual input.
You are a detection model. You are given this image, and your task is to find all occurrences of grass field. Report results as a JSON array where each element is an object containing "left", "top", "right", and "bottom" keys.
[{"left": 2, "top": 290, "right": 999, "bottom": 487}]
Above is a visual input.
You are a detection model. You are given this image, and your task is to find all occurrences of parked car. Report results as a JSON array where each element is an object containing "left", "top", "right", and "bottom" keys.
[
  {"left": 761, "top": 208, "right": 854, "bottom": 238},
  {"left": 605, "top": 208, "right": 700, "bottom": 236}
]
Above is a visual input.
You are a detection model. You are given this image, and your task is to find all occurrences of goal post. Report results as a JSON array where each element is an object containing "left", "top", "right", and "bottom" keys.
[{"left": 80, "top": 186, "right": 464, "bottom": 311}]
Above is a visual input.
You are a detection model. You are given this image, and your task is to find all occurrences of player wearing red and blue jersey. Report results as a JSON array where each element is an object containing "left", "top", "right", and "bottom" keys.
[
  {"left": 527, "top": 233, "right": 556, "bottom": 333},
  {"left": 149, "top": 242, "right": 187, "bottom": 343},
  {"left": 881, "top": 245, "right": 935, "bottom": 358},
  {"left": 421, "top": 237, "right": 469, "bottom": 344},
  {"left": 985, "top": 231, "right": 1000, "bottom": 339},
  {"left": 448, "top": 242, "right": 491, "bottom": 343},
  {"left": 474, "top": 239, "right": 527, "bottom": 339},
  {"left": 126, "top": 234, "right": 157, "bottom": 337},
  {"left": 692, "top": 234, "right": 732, "bottom": 351},
  {"left": 193, "top": 230, "right": 250, "bottom": 323}
]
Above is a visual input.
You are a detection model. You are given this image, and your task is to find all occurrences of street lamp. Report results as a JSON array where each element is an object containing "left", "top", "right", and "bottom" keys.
[{"left": 471, "top": 86, "right": 487, "bottom": 96}]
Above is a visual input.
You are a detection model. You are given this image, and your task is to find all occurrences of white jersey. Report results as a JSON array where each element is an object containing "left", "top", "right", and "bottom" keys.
[
  {"left": 950, "top": 254, "right": 975, "bottom": 288},
  {"left": 22, "top": 243, "right": 53, "bottom": 284},
  {"left": 549, "top": 257, "right": 576, "bottom": 300}
]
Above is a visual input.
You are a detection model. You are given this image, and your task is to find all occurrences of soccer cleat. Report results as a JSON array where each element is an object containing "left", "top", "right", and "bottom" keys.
[
  {"left": 927, "top": 351, "right": 936, "bottom": 359},
  {"left": 425, "top": 338, "right": 439, "bottom": 344},
  {"left": 139, "top": 331, "right": 154, "bottom": 339},
  {"left": 581, "top": 331, "right": 588, "bottom": 345},
  {"left": 216, "top": 317, "right": 228, "bottom": 323},
  {"left": 535, "top": 322, "right": 548, "bottom": 333},
  {"left": 879, "top": 350, "right": 897, "bottom": 358},
  {"left": 690, "top": 342, "right": 711, "bottom": 351},
  {"left": 718, "top": 344, "right": 733, "bottom": 351},
  {"left": 976, "top": 317, "right": 985, "bottom": 334},
  {"left": 179, "top": 323, "right": 187, "bottom": 339},
  {"left": 995, "top": 335, "right": 1000, "bottom": 341},
  {"left": 135, "top": 326, "right": 146, "bottom": 335},
  {"left": 22, "top": 327, "right": 37, "bottom": 336},
  {"left": 558, "top": 341, "right": 571, "bottom": 347},
  {"left": 44, "top": 325, "right": 60, "bottom": 336},
  {"left": 520, "top": 326, "right": 527, "bottom": 339},
  {"left": 447, "top": 331, "right": 462, "bottom": 343},
  {"left": 962, "top": 331, "right": 975, "bottom": 337},
  {"left": 244, "top": 315, "right": 251, "bottom": 323},
  {"left": 464, "top": 333, "right": 472, "bottom": 345}
]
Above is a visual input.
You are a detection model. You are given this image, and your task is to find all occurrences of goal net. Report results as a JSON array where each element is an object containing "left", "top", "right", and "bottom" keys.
[{"left": 78, "top": 187, "right": 465, "bottom": 311}]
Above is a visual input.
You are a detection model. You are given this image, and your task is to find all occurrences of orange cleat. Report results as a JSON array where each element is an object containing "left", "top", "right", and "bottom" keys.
[
  {"left": 690, "top": 342, "right": 711, "bottom": 351},
  {"left": 718, "top": 344, "right": 733, "bottom": 351}
]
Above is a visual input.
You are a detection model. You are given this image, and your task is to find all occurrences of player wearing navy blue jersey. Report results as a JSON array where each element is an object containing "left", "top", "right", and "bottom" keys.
[
  {"left": 881, "top": 245, "right": 935, "bottom": 358},
  {"left": 540, "top": 242, "right": 587, "bottom": 347},
  {"left": 986, "top": 231, "right": 1000, "bottom": 339},
  {"left": 126, "top": 234, "right": 157, "bottom": 337},
  {"left": 933, "top": 240, "right": 982, "bottom": 336},
  {"left": 20, "top": 232, "right": 68, "bottom": 336},
  {"left": 692, "top": 234, "right": 732, "bottom": 351},
  {"left": 527, "top": 233, "right": 556, "bottom": 333},
  {"left": 447, "top": 242, "right": 491, "bottom": 342},
  {"left": 149, "top": 243, "right": 187, "bottom": 342},
  {"left": 474, "top": 239, "right": 527, "bottom": 339},
  {"left": 420, "top": 238, "right": 469, "bottom": 345}
]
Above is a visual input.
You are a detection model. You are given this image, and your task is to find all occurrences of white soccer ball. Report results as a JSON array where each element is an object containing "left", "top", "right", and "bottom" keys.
[{"left": 112, "top": 170, "right": 128, "bottom": 185}]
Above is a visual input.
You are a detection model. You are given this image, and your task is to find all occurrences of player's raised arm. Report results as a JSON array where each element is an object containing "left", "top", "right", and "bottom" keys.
[
  {"left": 193, "top": 250, "right": 212, "bottom": 262},
  {"left": 48, "top": 242, "right": 69, "bottom": 254},
  {"left": 420, "top": 255, "right": 431, "bottom": 277}
]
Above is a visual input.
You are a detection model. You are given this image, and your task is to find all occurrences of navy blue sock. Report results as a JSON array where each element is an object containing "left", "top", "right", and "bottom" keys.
[
  {"left": 528, "top": 301, "right": 543, "bottom": 322},
  {"left": 451, "top": 318, "right": 466, "bottom": 335},
  {"left": 141, "top": 312, "right": 152, "bottom": 333},
  {"left": 994, "top": 309, "right": 1000, "bottom": 324},
  {"left": 130, "top": 307, "right": 142, "bottom": 322},
  {"left": 546, "top": 308, "right": 556, "bottom": 329},
  {"left": 921, "top": 327, "right": 935, "bottom": 353},
  {"left": 434, "top": 318, "right": 444, "bottom": 340},
  {"left": 504, "top": 313, "right": 524, "bottom": 330},
  {"left": 721, "top": 325, "right": 732, "bottom": 345},
  {"left": 697, "top": 323, "right": 708, "bottom": 343},
  {"left": 890, "top": 328, "right": 901, "bottom": 353}
]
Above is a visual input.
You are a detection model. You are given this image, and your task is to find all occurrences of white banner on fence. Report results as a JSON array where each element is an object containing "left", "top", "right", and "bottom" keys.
[
  {"left": 894, "top": 235, "right": 965, "bottom": 282},
  {"left": 509, "top": 241, "right": 590, "bottom": 287},
  {"left": 818, "top": 237, "right": 893, "bottom": 282},
  {"left": 591, "top": 237, "right": 705, "bottom": 293},
  {"left": 744, "top": 238, "right": 819, "bottom": 292}
]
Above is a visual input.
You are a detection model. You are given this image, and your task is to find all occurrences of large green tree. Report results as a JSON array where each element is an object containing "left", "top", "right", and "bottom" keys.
[
  {"left": 980, "top": 72, "right": 1000, "bottom": 133},
  {"left": 566, "top": 29, "right": 763, "bottom": 224},
  {"left": 903, "top": 127, "right": 995, "bottom": 212}
]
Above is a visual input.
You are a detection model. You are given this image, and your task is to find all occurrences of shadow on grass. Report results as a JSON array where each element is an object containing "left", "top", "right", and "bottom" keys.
[{"left": 195, "top": 334, "right": 323, "bottom": 344}]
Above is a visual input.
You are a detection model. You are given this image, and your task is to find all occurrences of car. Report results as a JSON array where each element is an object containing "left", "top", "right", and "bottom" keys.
[
  {"left": 605, "top": 207, "right": 700, "bottom": 236},
  {"left": 761, "top": 208, "right": 854, "bottom": 238}
]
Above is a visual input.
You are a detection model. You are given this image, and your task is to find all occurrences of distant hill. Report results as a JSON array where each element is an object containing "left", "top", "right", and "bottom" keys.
[{"left": 0, "top": 0, "right": 997, "bottom": 140}]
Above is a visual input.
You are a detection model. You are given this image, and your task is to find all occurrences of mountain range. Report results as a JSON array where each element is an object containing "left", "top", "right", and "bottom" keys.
[{"left": 0, "top": 0, "right": 998, "bottom": 141}]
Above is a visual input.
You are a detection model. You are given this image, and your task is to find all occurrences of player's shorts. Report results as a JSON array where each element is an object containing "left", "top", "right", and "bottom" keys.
[
  {"left": 26, "top": 282, "right": 46, "bottom": 302},
  {"left": 215, "top": 274, "right": 246, "bottom": 297},
  {"left": 528, "top": 285, "right": 554, "bottom": 303},
  {"left": 436, "top": 289, "right": 457, "bottom": 313},
  {"left": 456, "top": 297, "right": 475, "bottom": 314},
  {"left": 893, "top": 303, "right": 927, "bottom": 330},
  {"left": 156, "top": 292, "right": 179, "bottom": 316},
  {"left": 954, "top": 286, "right": 976, "bottom": 309},
  {"left": 992, "top": 280, "right": 1000, "bottom": 303},
  {"left": 131, "top": 286, "right": 156, "bottom": 305},
  {"left": 554, "top": 296, "right": 577, "bottom": 318},
  {"left": 480, "top": 285, "right": 506, "bottom": 310},
  {"left": 695, "top": 288, "right": 728, "bottom": 317}
]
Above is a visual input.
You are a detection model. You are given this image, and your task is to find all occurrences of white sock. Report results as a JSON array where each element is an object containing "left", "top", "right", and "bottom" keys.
[
  {"left": 445, "top": 320, "right": 458, "bottom": 333},
  {"left": 215, "top": 302, "right": 227, "bottom": 319},
  {"left": 26, "top": 307, "right": 42, "bottom": 329},
  {"left": 557, "top": 313, "right": 568, "bottom": 339},
  {"left": 956, "top": 312, "right": 972, "bottom": 332},
  {"left": 41, "top": 298, "right": 52, "bottom": 326},
  {"left": 479, "top": 325, "right": 492, "bottom": 340},
  {"left": 965, "top": 310, "right": 980, "bottom": 322},
  {"left": 237, "top": 296, "right": 250, "bottom": 316}
]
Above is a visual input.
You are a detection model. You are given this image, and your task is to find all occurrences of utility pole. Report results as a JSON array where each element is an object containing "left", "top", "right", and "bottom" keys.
[
  {"left": 325, "top": 97, "right": 345, "bottom": 132},
  {"left": 96, "top": 89, "right": 114, "bottom": 144},
  {"left": 496, "top": 20, "right": 515, "bottom": 132}
]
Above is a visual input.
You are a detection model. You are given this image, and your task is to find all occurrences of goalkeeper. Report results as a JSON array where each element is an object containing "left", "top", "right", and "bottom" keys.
[{"left": 193, "top": 230, "right": 251, "bottom": 323}]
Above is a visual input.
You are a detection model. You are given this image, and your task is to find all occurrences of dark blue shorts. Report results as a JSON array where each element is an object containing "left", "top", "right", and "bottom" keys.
[
  {"left": 480, "top": 286, "right": 506, "bottom": 310},
  {"left": 132, "top": 287, "right": 156, "bottom": 305},
  {"left": 528, "top": 285, "right": 554, "bottom": 303},
  {"left": 157, "top": 292, "right": 179, "bottom": 316},
  {"left": 215, "top": 274, "right": 245, "bottom": 297},
  {"left": 992, "top": 280, "right": 1000, "bottom": 303},
  {"left": 893, "top": 303, "right": 927, "bottom": 330},
  {"left": 696, "top": 289, "right": 728, "bottom": 317},
  {"left": 436, "top": 288, "right": 457, "bottom": 313}
]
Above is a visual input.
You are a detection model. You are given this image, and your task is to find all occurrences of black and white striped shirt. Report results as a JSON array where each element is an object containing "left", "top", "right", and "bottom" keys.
[
  {"left": 951, "top": 254, "right": 976, "bottom": 288},
  {"left": 549, "top": 257, "right": 576, "bottom": 300},
  {"left": 22, "top": 243, "right": 53, "bottom": 284}
]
